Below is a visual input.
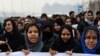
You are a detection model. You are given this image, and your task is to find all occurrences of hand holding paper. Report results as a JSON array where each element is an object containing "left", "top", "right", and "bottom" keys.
[{"left": 0, "top": 41, "right": 6, "bottom": 45}]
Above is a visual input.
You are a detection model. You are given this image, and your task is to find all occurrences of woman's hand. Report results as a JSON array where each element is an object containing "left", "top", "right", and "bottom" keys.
[
  {"left": 0, "top": 41, "right": 6, "bottom": 45},
  {"left": 66, "top": 50, "right": 73, "bottom": 56},
  {"left": 49, "top": 49, "right": 58, "bottom": 56},
  {"left": 6, "top": 51, "right": 11, "bottom": 56},
  {"left": 22, "top": 49, "right": 30, "bottom": 56}
]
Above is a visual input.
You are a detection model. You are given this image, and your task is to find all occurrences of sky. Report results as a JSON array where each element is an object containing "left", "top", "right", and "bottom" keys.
[{"left": 0, "top": 0, "right": 89, "bottom": 17}]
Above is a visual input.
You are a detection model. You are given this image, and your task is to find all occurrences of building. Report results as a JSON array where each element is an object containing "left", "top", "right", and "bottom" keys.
[{"left": 88, "top": 0, "right": 100, "bottom": 13}]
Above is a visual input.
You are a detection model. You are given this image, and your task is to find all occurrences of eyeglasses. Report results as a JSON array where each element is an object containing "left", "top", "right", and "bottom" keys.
[{"left": 85, "top": 36, "right": 97, "bottom": 40}]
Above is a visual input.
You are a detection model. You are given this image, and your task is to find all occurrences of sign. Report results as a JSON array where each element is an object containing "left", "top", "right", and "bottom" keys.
[{"left": 0, "top": 51, "right": 99, "bottom": 56}]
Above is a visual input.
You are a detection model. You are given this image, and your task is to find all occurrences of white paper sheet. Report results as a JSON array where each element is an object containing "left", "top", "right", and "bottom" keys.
[
  {"left": 10, "top": 51, "right": 25, "bottom": 56},
  {"left": 0, "top": 52, "right": 99, "bottom": 56},
  {"left": 0, "top": 52, "right": 6, "bottom": 56}
]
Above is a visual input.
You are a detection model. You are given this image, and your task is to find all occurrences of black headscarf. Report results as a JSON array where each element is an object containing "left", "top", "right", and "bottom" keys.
[
  {"left": 54, "top": 18, "right": 65, "bottom": 35},
  {"left": 3, "top": 18, "right": 24, "bottom": 52},
  {"left": 54, "top": 18, "right": 65, "bottom": 26},
  {"left": 59, "top": 24, "right": 74, "bottom": 44},
  {"left": 51, "top": 25, "right": 77, "bottom": 52},
  {"left": 42, "top": 20, "right": 53, "bottom": 40}
]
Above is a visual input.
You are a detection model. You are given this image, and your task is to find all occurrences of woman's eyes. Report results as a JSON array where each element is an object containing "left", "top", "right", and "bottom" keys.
[
  {"left": 62, "top": 33, "right": 70, "bottom": 36},
  {"left": 85, "top": 36, "right": 97, "bottom": 40},
  {"left": 28, "top": 31, "right": 38, "bottom": 33}
]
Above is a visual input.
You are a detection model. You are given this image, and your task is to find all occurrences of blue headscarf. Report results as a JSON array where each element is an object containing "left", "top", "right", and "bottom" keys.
[{"left": 81, "top": 26, "right": 100, "bottom": 54}]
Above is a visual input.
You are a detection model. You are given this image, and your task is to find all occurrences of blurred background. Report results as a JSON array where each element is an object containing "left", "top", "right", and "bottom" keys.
[{"left": 0, "top": 0, "right": 99, "bottom": 17}]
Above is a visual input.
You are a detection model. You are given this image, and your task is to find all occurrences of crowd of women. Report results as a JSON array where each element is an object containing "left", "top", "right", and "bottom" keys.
[{"left": 0, "top": 10, "right": 100, "bottom": 56}]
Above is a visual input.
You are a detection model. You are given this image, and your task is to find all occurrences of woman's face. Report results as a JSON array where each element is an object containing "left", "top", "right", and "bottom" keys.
[
  {"left": 76, "top": 17, "right": 81, "bottom": 22},
  {"left": 18, "top": 24, "right": 24, "bottom": 31},
  {"left": 61, "top": 28, "right": 71, "bottom": 42},
  {"left": 27, "top": 26, "right": 39, "bottom": 44},
  {"left": 5, "top": 21, "right": 13, "bottom": 32},
  {"left": 25, "top": 18, "right": 31, "bottom": 24},
  {"left": 54, "top": 23, "right": 61, "bottom": 32},
  {"left": 65, "top": 19, "right": 71, "bottom": 25},
  {"left": 85, "top": 30, "right": 98, "bottom": 49}
]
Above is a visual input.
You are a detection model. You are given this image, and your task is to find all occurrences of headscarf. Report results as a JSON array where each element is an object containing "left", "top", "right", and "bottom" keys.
[
  {"left": 54, "top": 18, "right": 65, "bottom": 26},
  {"left": 81, "top": 26, "right": 100, "bottom": 54},
  {"left": 59, "top": 24, "right": 74, "bottom": 45},
  {"left": 42, "top": 20, "right": 53, "bottom": 40},
  {"left": 25, "top": 23, "right": 43, "bottom": 52}
]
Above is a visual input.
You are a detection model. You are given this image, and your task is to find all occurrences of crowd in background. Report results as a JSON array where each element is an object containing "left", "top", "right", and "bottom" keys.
[{"left": 0, "top": 10, "right": 100, "bottom": 55}]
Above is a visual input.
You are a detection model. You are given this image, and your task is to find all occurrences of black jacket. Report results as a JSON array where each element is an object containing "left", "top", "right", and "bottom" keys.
[
  {"left": 51, "top": 38, "right": 80, "bottom": 52},
  {"left": 0, "top": 33, "right": 25, "bottom": 52},
  {"left": 0, "top": 44, "right": 9, "bottom": 52},
  {"left": 77, "top": 20, "right": 94, "bottom": 34}
]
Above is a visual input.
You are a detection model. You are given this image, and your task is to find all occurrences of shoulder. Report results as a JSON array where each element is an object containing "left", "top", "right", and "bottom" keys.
[
  {"left": 0, "top": 44, "right": 9, "bottom": 52},
  {"left": 96, "top": 48, "right": 100, "bottom": 54},
  {"left": 0, "top": 33, "right": 5, "bottom": 37},
  {"left": 73, "top": 40, "right": 80, "bottom": 45},
  {"left": 17, "top": 44, "right": 27, "bottom": 51},
  {"left": 50, "top": 38, "right": 60, "bottom": 48},
  {"left": 0, "top": 34, "right": 6, "bottom": 40},
  {"left": 68, "top": 39, "right": 81, "bottom": 49},
  {"left": 73, "top": 46, "right": 83, "bottom": 53}
]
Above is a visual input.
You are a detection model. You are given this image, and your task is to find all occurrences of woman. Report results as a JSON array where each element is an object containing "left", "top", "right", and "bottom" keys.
[
  {"left": 0, "top": 18, "right": 25, "bottom": 52},
  {"left": 53, "top": 18, "right": 65, "bottom": 38},
  {"left": 17, "top": 22, "right": 24, "bottom": 33},
  {"left": 64, "top": 17, "right": 80, "bottom": 41},
  {"left": 73, "top": 15, "right": 81, "bottom": 24},
  {"left": 64, "top": 17, "right": 72, "bottom": 25},
  {"left": 73, "top": 26, "right": 100, "bottom": 54},
  {"left": 50, "top": 24, "right": 80, "bottom": 55},
  {"left": 20, "top": 23, "right": 44, "bottom": 52},
  {"left": 41, "top": 20, "right": 56, "bottom": 52}
]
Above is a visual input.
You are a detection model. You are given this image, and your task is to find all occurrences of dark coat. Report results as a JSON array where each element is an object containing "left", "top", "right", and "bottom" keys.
[
  {"left": 0, "top": 33, "right": 25, "bottom": 52},
  {"left": 77, "top": 20, "right": 94, "bottom": 34},
  {"left": 51, "top": 38, "right": 80, "bottom": 52},
  {"left": 0, "top": 44, "right": 9, "bottom": 52},
  {"left": 41, "top": 20, "right": 57, "bottom": 52}
]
